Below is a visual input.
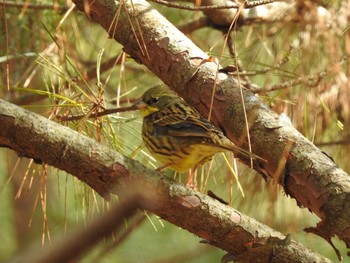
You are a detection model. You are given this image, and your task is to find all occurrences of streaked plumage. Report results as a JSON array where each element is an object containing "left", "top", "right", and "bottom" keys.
[{"left": 134, "top": 85, "right": 261, "bottom": 173}]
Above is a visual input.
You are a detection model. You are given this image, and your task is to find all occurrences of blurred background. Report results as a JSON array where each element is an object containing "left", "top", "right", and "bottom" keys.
[{"left": 1, "top": 0, "right": 349, "bottom": 261}]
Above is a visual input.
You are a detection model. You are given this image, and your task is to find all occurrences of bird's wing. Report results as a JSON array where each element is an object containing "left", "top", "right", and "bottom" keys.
[
  {"left": 154, "top": 110, "right": 216, "bottom": 139},
  {"left": 151, "top": 101, "right": 214, "bottom": 137}
]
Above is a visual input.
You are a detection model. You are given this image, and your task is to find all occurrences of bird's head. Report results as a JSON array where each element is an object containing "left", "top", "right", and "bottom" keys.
[{"left": 133, "top": 85, "right": 179, "bottom": 117}]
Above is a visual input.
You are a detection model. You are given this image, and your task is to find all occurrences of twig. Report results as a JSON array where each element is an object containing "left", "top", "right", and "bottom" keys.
[
  {"left": 1, "top": 0, "right": 69, "bottom": 11},
  {"left": 148, "top": 0, "right": 277, "bottom": 11},
  {"left": 178, "top": 17, "right": 211, "bottom": 34},
  {"left": 250, "top": 54, "right": 348, "bottom": 93},
  {"left": 57, "top": 105, "right": 138, "bottom": 121},
  {"left": 316, "top": 140, "right": 350, "bottom": 146},
  {"left": 86, "top": 54, "right": 124, "bottom": 80},
  {"left": 250, "top": 71, "right": 327, "bottom": 93}
]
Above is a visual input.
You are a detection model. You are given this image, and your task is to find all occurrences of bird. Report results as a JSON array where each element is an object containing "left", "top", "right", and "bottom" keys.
[{"left": 133, "top": 85, "right": 263, "bottom": 185}]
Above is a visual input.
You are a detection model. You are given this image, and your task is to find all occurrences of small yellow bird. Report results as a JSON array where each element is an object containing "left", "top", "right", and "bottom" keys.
[{"left": 133, "top": 85, "right": 262, "bottom": 179}]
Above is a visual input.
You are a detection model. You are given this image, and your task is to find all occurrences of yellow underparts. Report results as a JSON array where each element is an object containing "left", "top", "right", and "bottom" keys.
[{"left": 152, "top": 144, "right": 223, "bottom": 173}]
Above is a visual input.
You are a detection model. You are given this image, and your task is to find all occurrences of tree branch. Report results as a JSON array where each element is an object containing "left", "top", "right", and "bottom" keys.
[
  {"left": 70, "top": 0, "right": 350, "bottom": 255},
  {"left": 0, "top": 99, "right": 332, "bottom": 262}
]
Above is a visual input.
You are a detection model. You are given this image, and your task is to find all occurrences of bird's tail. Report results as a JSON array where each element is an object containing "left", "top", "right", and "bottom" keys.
[{"left": 224, "top": 144, "right": 266, "bottom": 162}]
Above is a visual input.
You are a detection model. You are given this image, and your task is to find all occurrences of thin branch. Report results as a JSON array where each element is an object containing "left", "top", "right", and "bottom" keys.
[
  {"left": 57, "top": 104, "right": 138, "bottom": 121},
  {"left": 1, "top": 0, "right": 69, "bottom": 11},
  {"left": 178, "top": 17, "right": 211, "bottom": 34},
  {"left": 148, "top": 0, "right": 277, "bottom": 11},
  {"left": 86, "top": 54, "right": 124, "bottom": 80},
  {"left": 250, "top": 71, "right": 327, "bottom": 93},
  {"left": 249, "top": 55, "right": 347, "bottom": 93},
  {"left": 316, "top": 140, "right": 350, "bottom": 147}
]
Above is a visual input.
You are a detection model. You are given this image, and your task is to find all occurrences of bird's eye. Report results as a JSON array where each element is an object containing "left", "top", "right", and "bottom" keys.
[{"left": 148, "top": 97, "right": 159, "bottom": 105}]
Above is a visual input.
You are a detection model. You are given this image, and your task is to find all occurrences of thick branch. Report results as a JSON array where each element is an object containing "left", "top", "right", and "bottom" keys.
[
  {"left": 0, "top": 99, "right": 331, "bottom": 262},
  {"left": 71, "top": 0, "right": 350, "bottom": 253}
]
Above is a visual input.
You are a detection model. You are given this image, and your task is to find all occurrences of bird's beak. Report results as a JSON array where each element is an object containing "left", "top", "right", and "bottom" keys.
[
  {"left": 132, "top": 99, "right": 153, "bottom": 117},
  {"left": 132, "top": 99, "right": 148, "bottom": 110}
]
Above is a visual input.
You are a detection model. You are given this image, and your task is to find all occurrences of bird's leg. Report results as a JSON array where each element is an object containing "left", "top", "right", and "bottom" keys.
[
  {"left": 185, "top": 167, "right": 197, "bottom": 190},
  {"left": 155, "top": 163, "right": 172, "bottom": 171}
]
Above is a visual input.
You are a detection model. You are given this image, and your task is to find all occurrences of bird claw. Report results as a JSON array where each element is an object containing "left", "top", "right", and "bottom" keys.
[
  {"left": 185, "top": 181, "right": 197, "bottom": 190},
  {"left": 185, "top": 169, "right": 197, "bottom": 190}
]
